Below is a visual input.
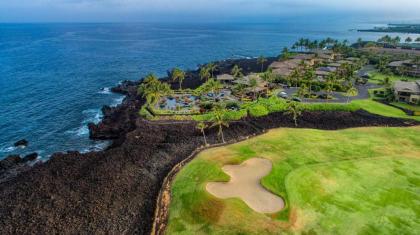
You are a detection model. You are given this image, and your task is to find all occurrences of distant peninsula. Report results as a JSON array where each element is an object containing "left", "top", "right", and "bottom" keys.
[{"left": 358, "top": 23, "right": 420, "bottom": 34}]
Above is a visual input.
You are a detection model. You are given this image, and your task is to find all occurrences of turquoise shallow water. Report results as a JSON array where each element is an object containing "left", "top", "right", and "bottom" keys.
[{"left": 0, "top": 21, "right": 409, "bottom": 160}]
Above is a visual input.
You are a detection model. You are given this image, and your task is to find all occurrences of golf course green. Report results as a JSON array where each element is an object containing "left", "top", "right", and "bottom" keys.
[{"left": 166, "top": 126, "right": 420, "bottom": 235}]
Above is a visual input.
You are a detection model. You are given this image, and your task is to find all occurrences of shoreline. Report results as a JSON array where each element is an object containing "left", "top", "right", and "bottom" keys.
[{"left": 0, "top": 56, "right": 419, "bottom": 234}]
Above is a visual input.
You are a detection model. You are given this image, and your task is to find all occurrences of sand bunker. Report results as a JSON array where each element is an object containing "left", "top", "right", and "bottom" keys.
[{"left": 206, "top": 158, "right": 284, "bottom": 213}]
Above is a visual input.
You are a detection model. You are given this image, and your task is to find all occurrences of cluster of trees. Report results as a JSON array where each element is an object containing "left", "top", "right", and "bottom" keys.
[
  {"left": 377, "top": 35, "right": 420, "bottom": 45},
  {"left": 291, "top": 37, "right": 349, "bottom": 51},
  {"left": 289, "top": 37, "right": 354, "bottom": 55},
  {"left": 195, "top": 97, "right": 306, "bottom": 146},
  {"left": 137, "top": 74, "right": 173, "bottom": 106},
  {"left": 283, "top": 61, "right": 359, "bottom": 102},
  {"left": 195, "top": 104, "right": 230, "bottom": 144},
  {"left": 199, "top": 63, "right": 218, "bottom": 81}
]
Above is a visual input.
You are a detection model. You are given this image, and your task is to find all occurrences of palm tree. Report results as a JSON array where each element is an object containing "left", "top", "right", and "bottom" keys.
[
  {"left": 210, "top": 105, "right": 229, "bottom": 143},
  {"left": 199, "top": 67, "right": 211, "bottom": 81},
  {"left": 303, "top": 66, "right": 315, "bottom": 93},
  {"left": 207, "top": 79, "right": 223, "bottom": 101},
  {"left": 249, "top": 76, "right": 259, "bottom": 100},
  {"left": 415, "top": 37, "right": 420, "bottom": 42},
  {"left": 233, "top": 83, "right": 247, "bottom": 100},
  {"left": 413, "top": 56, "right": 420, "bottom": 65},
  {"left": 383, "top": 77, "right": 391, "bottom": 88},
  {"left": 138, "top": 73, "right": 173, "bottom": 106},
  {"left": 289, "top": 68, "right": 302, "bottom": 87},
  {"left": 284, "top": 101, "right": 302, "bottom": 127},
  {"left": 297, "top": 84, "right": 309, "bottom": 99},
  {"left": 231, "top": 65, "right": 243, "bottom": 78},
  {"left": 196, "top": 122, "right": 208, "bottom": 146},
  {"left": 346, "top": 86, "right": 358, "bottom": 103},
  {"left": 280, "top": 47, "right": 290, "bottom": 60},
  {"left": 171, "top": 68, "right": 185, "bottom": 90},
  {"left": 206, "top": 63, "right": 218, "bottom": 78},
  {"left": 357, "top": 38, "right": 363, "bottom": 48},
  {"left": 257, "top": 56, "right": 268, "bottom": 72},
  {"left": 405, "top": 37, "right": 412, "bottom": 43}
]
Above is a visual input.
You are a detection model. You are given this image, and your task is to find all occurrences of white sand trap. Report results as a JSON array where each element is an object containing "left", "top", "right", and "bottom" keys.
[{"left": 206, "top": 158, "right": 284, "bottom": 213}]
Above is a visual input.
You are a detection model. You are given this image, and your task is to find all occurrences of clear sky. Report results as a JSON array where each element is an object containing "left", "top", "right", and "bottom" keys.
[{"left": 1, "top": 0, "right": 420, "bottom": 23}]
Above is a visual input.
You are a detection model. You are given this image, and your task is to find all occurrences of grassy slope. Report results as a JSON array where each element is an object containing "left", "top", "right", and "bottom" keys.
[
  {"left": 368, "top": 72, "right": 417, "bottom": 85},
  {"left": 352, "top": 99, "right": 420, "bottom": 121},
  {"left": 167, "top": 127, "right": 420, "bottom": 235},
  {"left": 391, "top": 102, "right": 420, "bottom": 112}
]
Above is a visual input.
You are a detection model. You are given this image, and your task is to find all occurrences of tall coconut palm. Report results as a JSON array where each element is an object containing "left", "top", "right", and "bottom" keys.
[
  {"left": 303, "top": 66, "right": 315, "bottom": 93},
  {"left": 138, "top": 73, "right": 173, "bottom": 106},
  {"left": 346, "top": 86, "right": 358, "bottom": 103},
  {"left": 297, "top": 84, "right": 309, "bottom": 99},
  {"left": 206, "top": 79, "right": 223, "bottom": 101},
  {"left": 357, "top": 38, "right": 363, "bottom": 48},
  {"left": 289, "top": 68, "right": 302, "bottom": 88},
  {"left": 206, "top": 63, "right": 218, "bottom": 78},
  {"left": 281, "top": 47, "right": 290, "bottom": 60},
  {"left": 284, "top": 101, "right": 302, "bottom": 127},
  {"left": 199, "top": 66, "right": 211, "bottom": 81},
  {"left": 231, "top": 65, "right": 243, "bottom": 78},
  {"left": 210, "top": 105, "right": 229, "bottom": 143},
  {"left": 383, "top": 77, "right": 391, "bottom": 88},
  {"left": 171, "top": 68, "right": 186, "bottom": 90},
  {"left": 233, "top": 83, "right": 247, "bottom": 100},
  {"left": 257, "top": 56, "right": 268, "bottom": 72},
  {"left": 249, "top": 76, "right": 259, "bottom": 100},
  {"left": 196, "top": 122, "right": 208, "bottom": 146}
]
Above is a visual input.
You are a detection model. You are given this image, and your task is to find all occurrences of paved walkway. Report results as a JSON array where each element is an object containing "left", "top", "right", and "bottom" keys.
[{"left": 282, "top": 82, "right": 381, "bottom": 103}]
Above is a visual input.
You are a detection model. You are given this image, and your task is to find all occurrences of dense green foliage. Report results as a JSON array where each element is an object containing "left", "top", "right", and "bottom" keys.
[{"left": 247, "top": 104, "right": 269, "bottom": 117}]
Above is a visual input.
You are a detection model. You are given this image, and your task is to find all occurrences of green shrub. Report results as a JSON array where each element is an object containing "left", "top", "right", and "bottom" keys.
[
  {"left": 139, "top": 106, "right": 154, "bottom": 120},
  {"left": 302, "top": 103, "right": 360, "bottom": 112},
  {"left": 248, "top": 104, "right": 269, "bottom": 117},
  {"left": 223, "top": 109, "right": 248, "bottom": 120},
  {"left": 250, "top": 96, "right": 288, "bottom": 113},
  {"left": 225, "top": 101, "right": 241, "bottom": 110}
]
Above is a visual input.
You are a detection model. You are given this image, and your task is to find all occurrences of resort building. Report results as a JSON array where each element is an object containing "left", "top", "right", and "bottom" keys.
[
  {"left": 269, "top": 59, "right": 302, "bottom": 77},
  {"left": 388, "top": 60, "right": 420, "bottom": 77},
  {"left": 393, "top": 80, "right": 420, "bottom": 104},
  {"left": 216, "top": 74, "right": 235, "bottom": 86}
]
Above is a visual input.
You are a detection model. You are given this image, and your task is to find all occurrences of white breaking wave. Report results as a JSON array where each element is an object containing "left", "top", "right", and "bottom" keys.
[
  {"left": 98, "top": 87, "right": 112, "bottom": 95},
  {"left": 80, "top": 141, "right": 110, "bottom": 154},
  {"left": 0, "top": 146, "right": 17, "bottom": 153},
  {"left": 111, "top": 96, "right": 124, "bottom": 107},
  {"left": 65, "top": 109, "right": 103, "bottom": 136}
]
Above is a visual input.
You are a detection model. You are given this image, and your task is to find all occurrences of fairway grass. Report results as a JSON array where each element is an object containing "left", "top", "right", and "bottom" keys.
[
  {"left": 167, "top": 126, "right": 420, "bottom": 235},
  {"left": 352, "top": 99, "right": 420, "bottom": 121}
]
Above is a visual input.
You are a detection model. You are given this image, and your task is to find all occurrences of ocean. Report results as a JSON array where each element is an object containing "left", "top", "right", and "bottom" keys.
[{"left": 0, "top": 20, "right": 412, "bottom": 160}]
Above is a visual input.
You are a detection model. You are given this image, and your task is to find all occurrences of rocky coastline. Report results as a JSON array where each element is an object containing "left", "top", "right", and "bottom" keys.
[{"left": 0, "top": 57, "right": 419, "bottom": 234}]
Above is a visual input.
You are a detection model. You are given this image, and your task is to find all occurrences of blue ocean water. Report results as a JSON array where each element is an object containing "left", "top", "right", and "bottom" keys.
[{"left": 0, "top": 21, "right": 411, "bottom": 160}]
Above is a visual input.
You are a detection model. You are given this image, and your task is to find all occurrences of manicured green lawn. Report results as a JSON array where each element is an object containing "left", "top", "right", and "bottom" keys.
[
  {"left": 167, "top": 127, "right": 420, "bottom": 235},
  {"left": 352, "top": 99, "right": 420, "bottom": 121},
  {"left": 368, "top": 72, "right": 417, "bottom": 85},
  {"left": 391, "top": 102, "right": 420, "bottom": 112}
]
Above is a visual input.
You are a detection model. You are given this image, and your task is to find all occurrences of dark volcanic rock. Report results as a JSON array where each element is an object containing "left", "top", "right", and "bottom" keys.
[
  {"left": 22, "top": 153, "right": 38, "bottom": 163},
  {"left": 0, "top": 155, "right": 22, "bottom": 171},
  {"left": 13, "top": 139, "right": 28, "bottom": 148}
]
